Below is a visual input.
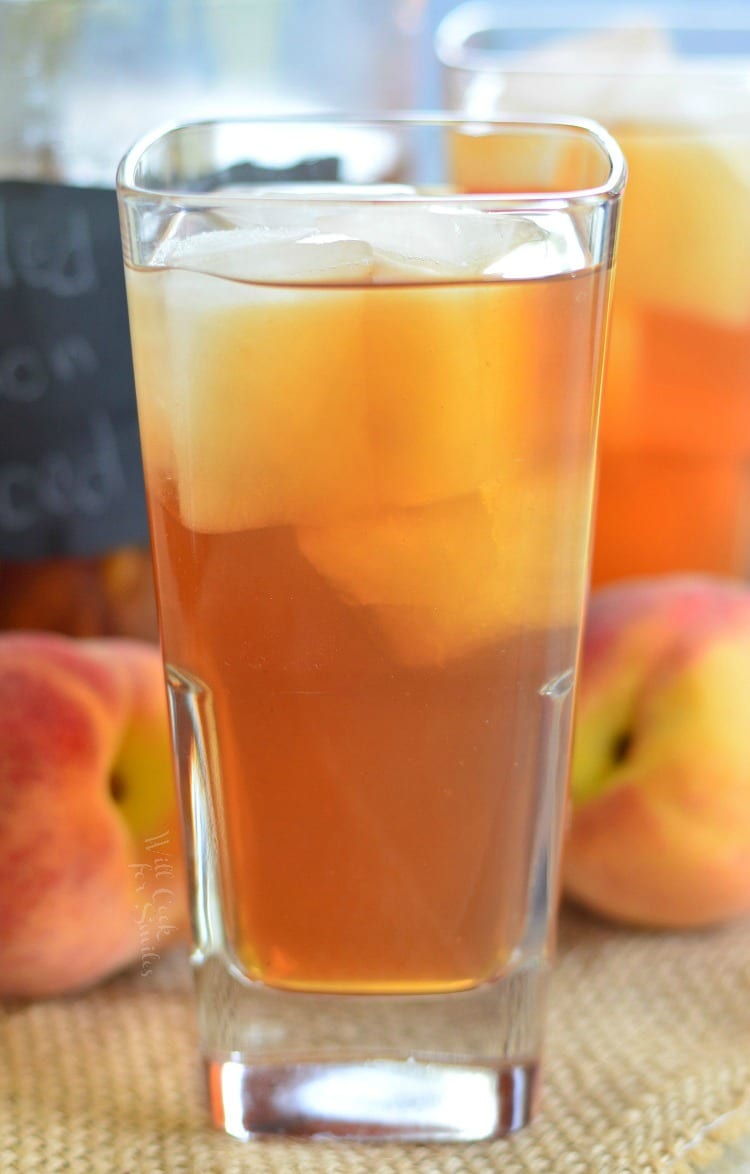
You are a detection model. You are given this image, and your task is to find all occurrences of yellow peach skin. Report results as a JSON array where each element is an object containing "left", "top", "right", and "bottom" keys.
[
  {"left": 565, "top": 577, "right": 750, "bottom": 928},
  {"left": 0, "top": 633, "right": 186, "bottom": 998}
]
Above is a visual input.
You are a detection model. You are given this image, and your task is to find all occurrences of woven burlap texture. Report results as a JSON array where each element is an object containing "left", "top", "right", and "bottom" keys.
[{"left": 1, "top": 906, "right": 750, "bottom": 1174}]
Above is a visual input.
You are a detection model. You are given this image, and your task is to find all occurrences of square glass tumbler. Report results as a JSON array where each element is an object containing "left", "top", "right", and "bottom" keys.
[
  {"left": 117, "top": 115, "right": 624, "bottom": 1142},
  {"left": 437, "top": 2, "right": 750, "bottom": 585}
]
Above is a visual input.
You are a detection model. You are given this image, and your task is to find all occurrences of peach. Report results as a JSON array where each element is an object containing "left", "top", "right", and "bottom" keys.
[
  {"left": 565, "top": 576, "right": 750, "bottom": 928},
  {"left": 0, "top": 632, "right": 186, "bottom": 998}
]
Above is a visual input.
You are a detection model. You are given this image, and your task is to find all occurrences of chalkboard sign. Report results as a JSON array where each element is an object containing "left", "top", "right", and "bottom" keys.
[
  {"left": 0, "top": 181, "right": 149, "bottom": 560},
  {"left": 189, "top": 156, "right": 341, "bottom": 191}
]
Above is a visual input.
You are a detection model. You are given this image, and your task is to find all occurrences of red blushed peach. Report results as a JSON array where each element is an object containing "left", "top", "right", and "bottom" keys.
[
  {"left": 565, "top": 576, "right": 750, "bottom": 928},
  {"left": 0, "top": 632, "right": 187, "bottom": 998}
]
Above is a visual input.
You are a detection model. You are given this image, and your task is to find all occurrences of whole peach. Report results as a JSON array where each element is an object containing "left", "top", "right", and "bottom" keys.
[
  {"left": 565, "top": 576, "right": 750, "bottom": 928},
  {"left": 0, "top": 632, "right": 186, "bottom": 998}
]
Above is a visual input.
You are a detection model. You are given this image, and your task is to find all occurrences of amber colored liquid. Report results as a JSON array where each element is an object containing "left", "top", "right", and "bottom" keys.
[
  {"left": 452, "top": 123, "right": 750, "bottom": 584},
  {"left": 129, "top": 265, "right": 608, "bottom": 994},
  {"left": 591, "top": 135, "right": 750, "bottom": 584},
  {"left": 592, "top": 125, "right": 750, "bottom": 583},
  {"left": 153, "top": 495, "right": 580, "bottom": 992},
  {"left": 593, "top": 304, "right": 750, "bottom": 583}
]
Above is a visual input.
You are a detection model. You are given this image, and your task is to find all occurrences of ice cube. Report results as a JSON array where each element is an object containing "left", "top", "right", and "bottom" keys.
[
  {"left": 127, "top": 263, "right": 376, "bottom": 533},
  {"left": 156, "top": 225, "right": 375, "bottom": 284},
  {"left": 354, "top": 279, "right": 532, "bottom": 509},
  {"left": 297, "top": 466, "right": 591, "bottom": 666},
  {"left": 613, "top": 130, "right": 750, "bottom": 326},
  {"left": 127, "top": 260, "right": 537, "bottom": 534},
  {"left": 126, "top": 267, "right": 178, "bottom": 480},
  {"left": 317, "top": 204, "right": 544, "bottom": 281},
  {"left": 483, "top": 211, "right": 588, "bottom": 278}
]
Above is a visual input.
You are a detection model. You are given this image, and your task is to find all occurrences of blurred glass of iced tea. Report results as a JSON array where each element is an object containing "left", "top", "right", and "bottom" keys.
[{"left": 437, "top": 2, "right": 750, "bottom": 584}]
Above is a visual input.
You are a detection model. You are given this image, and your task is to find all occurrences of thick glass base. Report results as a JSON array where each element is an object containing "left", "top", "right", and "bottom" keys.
[
  {"left": 196, "top": 955, "right": 546, "bottom": 1142},
  {"left": 207, "top": 1056, "right": 539, "bottom": 1141}
]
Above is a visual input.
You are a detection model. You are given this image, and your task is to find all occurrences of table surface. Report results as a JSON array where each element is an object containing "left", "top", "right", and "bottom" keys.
[{"left": 1, "top": 905, "right": 749, "bottom": 1173}]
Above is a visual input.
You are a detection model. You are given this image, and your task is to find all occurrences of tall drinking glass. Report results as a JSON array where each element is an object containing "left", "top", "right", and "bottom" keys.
[
  {"left": 117, "top": 115, "right": 624, "bottom": 1142},
  {"left": 437, "top": 3, "right": 750, "bottom": 585}
]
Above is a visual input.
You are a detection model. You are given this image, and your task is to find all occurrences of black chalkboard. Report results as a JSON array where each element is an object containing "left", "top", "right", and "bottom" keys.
[
  {"left": 0, "top": 181, "right": 149, "bottom": 560},
  {"left": 189, "top": 156, "right": 341, "bottom": 192}
]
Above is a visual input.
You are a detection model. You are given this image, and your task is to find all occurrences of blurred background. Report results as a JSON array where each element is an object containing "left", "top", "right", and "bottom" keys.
[{"left": 0, "top": 0, "right": 742, "bottom": 642}]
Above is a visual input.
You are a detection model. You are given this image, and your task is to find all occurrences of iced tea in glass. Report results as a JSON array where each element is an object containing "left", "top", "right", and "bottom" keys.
[
  {"left": 438, "top": 3, "right": 750, "bottom": 584},
  {"left": 118, "top": 116, "right": 624, "bottom": 1141}
]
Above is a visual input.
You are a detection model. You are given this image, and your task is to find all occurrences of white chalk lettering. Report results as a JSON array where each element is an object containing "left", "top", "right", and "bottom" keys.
[
  {"left": 0, "top": 410, "right": 126, "bottom": 532},
  {"left": 0, "top": 344, "right": 49, "bottom": 402},
  {"left": 0, "top": 465, "right": 36, "bottom": 531},
  {"left": 0, "top": 335, "right": 99, "bottom": 403},
  {"left": 49, "top": 334, "right": 99, "bottom": 383},
  {"left": 14, "top": 208, "right": 97, "bottom": 296},
  {"left": 75, "top": 412, "right": 126, "bottom": 514}
]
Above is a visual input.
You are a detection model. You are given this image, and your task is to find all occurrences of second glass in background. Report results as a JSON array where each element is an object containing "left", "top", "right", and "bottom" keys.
[{"left": 437, "top": 2, "right": 750, "bottom": 585}]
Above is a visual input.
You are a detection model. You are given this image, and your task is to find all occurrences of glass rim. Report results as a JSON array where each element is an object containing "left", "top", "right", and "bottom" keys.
[
  {"left": 435, "top": 0, "right": 750, "bottom": 74},
  {"left": 115, "top": 112, "right": 626, "bottom": 210}
]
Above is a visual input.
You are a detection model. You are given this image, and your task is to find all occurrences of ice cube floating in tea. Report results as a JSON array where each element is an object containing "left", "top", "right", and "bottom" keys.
[{"left": 127, "top": 200, "right": 609, "bottom": 992}]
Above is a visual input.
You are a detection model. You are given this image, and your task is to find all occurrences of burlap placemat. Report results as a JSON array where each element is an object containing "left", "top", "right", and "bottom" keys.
[{"left": 1, "top": 905, "right": 749, "bottom": 1173}]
